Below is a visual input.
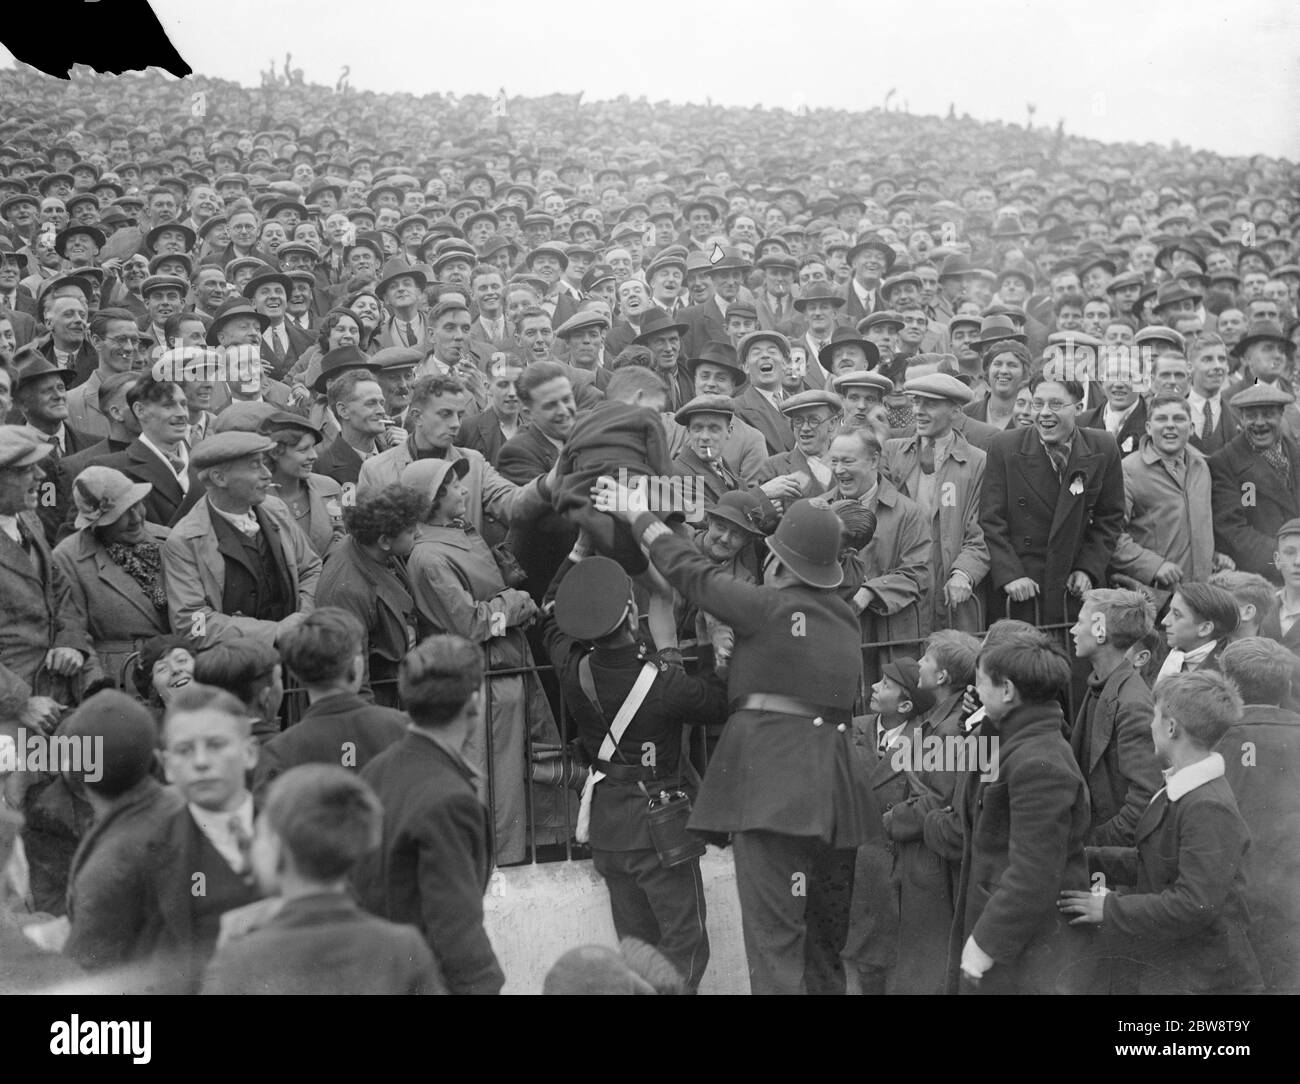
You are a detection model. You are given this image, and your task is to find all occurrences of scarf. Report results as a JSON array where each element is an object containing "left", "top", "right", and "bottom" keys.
[{"left": 105, "top": 539, "right": 169, "bottom": 615}]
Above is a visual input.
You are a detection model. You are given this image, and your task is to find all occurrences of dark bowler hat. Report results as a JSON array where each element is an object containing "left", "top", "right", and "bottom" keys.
[
  {"left": 766, "top": 499, "right": 844, "bottom": 589},
  {"left": 706, "top": 247, "right": 752, "bottom": 272},
  {"left": 53, "top": 223, "right": 105, "bottom": 257},
  {"left": 846, "top": 237, "right": 897, "bottom": 274},
  {"left": 206, "top": 297, "right": 271, "bottom": 344},
  {"left": 1153, "top": 280, "right": 1202, "bottom": 310},
  {"left": 793, "top": 282, "right": 846, "bottom": 312},
  {"left": 13, "top": 349, "right": 75, "bottom": 388},
  {"left": 144, "top": 221, "right": 197, "bottom": 252},
  {"left": 972, "top": 314, "right": 1027, "bottom": 351},
  {"left": 818, "top": 326, "right": 880, "bottom": 371},
  {"left": 685, "top": 340, "right": 748, "bottom": 388},
  {"left": 632, "top": 309, "right": 689, "bottom": 345},
  {"left": 241, "top": 269, "right": 295, "bottom": 299},
  {"left": 554, "top": 556, "right": 635, "bottom": 642},
  {"left": 1231, "top": 319, "right": 1295, "bottom": 359},
  {"left": 313, "top": 344, "right": 383, "bottom": 393},
  {"left": 375, "top": 259, "right": 428, "bottom": 297}
]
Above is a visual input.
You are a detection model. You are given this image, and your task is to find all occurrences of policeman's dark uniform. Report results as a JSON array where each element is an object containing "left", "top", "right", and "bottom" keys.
[
  {"left": 628, "top": 499, "right": 879, "bottom": 995},
  {"left": 539, "top": 557, "right": 727, "bottom": 991}
]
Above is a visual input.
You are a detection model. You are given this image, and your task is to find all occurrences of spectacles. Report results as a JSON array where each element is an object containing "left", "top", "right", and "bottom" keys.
[
  {"left": 1030, "top": 399, "right": 1076, "bottom": 413},
  {"left": 792, "top": 415, "right": 834, "bottom": 430}
]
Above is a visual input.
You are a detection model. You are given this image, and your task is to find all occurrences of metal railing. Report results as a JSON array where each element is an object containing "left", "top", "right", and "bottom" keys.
[{"left": 94, "top": 589, "right": 1082, "bottom": 866}]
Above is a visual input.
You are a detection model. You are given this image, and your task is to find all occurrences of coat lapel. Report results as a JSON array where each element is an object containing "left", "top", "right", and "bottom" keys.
[{"left": 1013, "top": 429, "right": 1063, "bottom": 513}]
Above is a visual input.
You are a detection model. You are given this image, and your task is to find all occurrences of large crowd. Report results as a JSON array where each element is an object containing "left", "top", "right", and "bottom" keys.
[{"left": 0, "top": 61, "right": 1298, "bottom": 996}]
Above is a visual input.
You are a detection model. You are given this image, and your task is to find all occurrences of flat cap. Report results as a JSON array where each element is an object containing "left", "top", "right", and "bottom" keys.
[
  {"left": 190, "top": 431, "right": 275, "bottom": 470},
  {"left": 780, "top": 389, "right": 843, "bottom": 415},
  {"left": 0, "top": 425, "right": 55, "bottom": 469},
  {"left": 674, "top": 394, "right": 735, "bottom": 424},
  {"left": 554, "top": 310, "right": 610, "bottom": 337},
  {"left": 905, "top": 373, "right": 973, "bottom": 404},
  {"left": 1230, "top": 382, "right": 1296, "bottom": 408},
  {"left": 832, "top": 370, "right": 894, "bottom": 395}
]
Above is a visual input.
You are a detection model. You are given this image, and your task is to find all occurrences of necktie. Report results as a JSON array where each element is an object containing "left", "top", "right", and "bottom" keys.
[
  {"left": 228, "top": 815, "right": 253, "bottom": 874},
  {"left": 16, "top": 517, "right": 41, "bottom": 574},
  {"left": 402, "top": 320, "right": 415, "bottom": 347},
  {"left": 167, "top": 454, "right": 185, "bottom": 476},
  {"left": 919, "top": 438, "right": 936, "bottom": 475},
  {"left": 44, "top": 435, "right": 61, "bottom": 460},
  {"left": 1201, "top": 401, "right": 1214, "bottom": 444},
  {"left": 1045, "top": 443, "right": 1069, "bottom": 478},
  {"left": 270, "top": 328, "right": 286, "bottom": 361}
]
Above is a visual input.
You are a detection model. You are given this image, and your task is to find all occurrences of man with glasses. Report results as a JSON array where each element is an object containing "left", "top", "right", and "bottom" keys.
[
  {"left": 753, "top": 389, "right": 843, "bottom": 503},
  {"left": 980, "top": 373, "right": 1126, "bottom": 627},
  {"left": 67, "top": 308, "right": 143, "bottom": 438}
]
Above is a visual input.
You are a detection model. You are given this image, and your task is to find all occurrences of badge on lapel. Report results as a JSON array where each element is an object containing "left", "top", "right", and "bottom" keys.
[
  {"left": 1068, "top": 471, "right": 1086, "bottom": 497},
  {"left": 1121, "top": 435, "right": 1135, "bottom": 453}
]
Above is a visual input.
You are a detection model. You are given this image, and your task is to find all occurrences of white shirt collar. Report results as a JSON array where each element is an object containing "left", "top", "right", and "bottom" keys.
[
  {"left": 853, "top": 279, "right": 871, "bottom": 305},
  {"left": 188, "top": 793, "right": 255, "bottom": 870},
  {"left": 876, "top": 717, "right": 907, "bottom": 750},
  {"left": 756, "top": 385, "right": 783, "bottom": 409},
  {"left": 0, "top": 513, "right": 19, "bottom": 544},
  {"left": 1163, "top": 752, "right": 1225, "bottom": 802},
  {"left": 208, "top": 497, "right": 260, "bottom": 536},
  {"left": 1187, "top": 388, "right": 1219, "bottom": 409},
  {"left": 139, "top": 431, "right": 187, "bottom": 468},
  {"left": 1182, "top": 639, "right": 1217, "bottom": 666}
]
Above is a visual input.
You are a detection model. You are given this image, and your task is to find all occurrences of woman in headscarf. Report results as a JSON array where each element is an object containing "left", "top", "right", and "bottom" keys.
[
  {"left": 402, "top": 457, "right": 564, "bottom": 866},
  {"left": 51, "top": 466, "right": 172, "bottom": 689}
]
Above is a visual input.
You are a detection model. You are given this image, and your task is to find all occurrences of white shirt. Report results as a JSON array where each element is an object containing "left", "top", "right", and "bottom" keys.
[
  {"left": 0, "top": 513, "right": 20, "bottom": 544},
  {"left": 208, "top": 498, "right": 260, "bottom": 537},
  {"left": 852, "top": 279, "right": 874, "bottom": 310},
  {"left": 1155, "top": 638, "right": 1217, "bottom": 682},
  {"left": 1162, "top": 752, "right": 1225, "bottom": 803},
  {"left": 189, "top": 794, "right": 255, "bottom": 872},
  {"left": 875, "top": 718, "right": 907, "bottom": 754},
  {"left": 1277, "top": 589, "right": 1300, "bottom": 637},
  {"left": 1187, "top": 389, "right": 1221, "bottom": 435},
  {"left": 1103, "top": 402, "right": 1138, "bottom": 437},
  {"left": 263, "top": 323, "right": 288, "bottom": 355},
  {"left": 756, "top": 386, "right": 783, "bottom": 410},
  {"left": 139, "top": 432, "right": 190, "bottom": 493},
  {"left": 806, "top": 453, "right": 833, "bottom": 488}
]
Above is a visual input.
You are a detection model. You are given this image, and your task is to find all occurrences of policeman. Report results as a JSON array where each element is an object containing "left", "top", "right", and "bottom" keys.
[
  {"left": 592, "top": 482, "right": 878, "bottom": 994},
  {"left": 538, "top": 555, "right": 727, "bottom": 992}
]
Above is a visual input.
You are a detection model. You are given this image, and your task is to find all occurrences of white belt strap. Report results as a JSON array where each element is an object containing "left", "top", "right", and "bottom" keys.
[{"left": 575, "top": 660, "right": 659, "bottom": 844}]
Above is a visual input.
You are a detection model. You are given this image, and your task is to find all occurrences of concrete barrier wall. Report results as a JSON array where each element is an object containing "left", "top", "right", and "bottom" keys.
[{"left": 483, "top": 845, "right": 750, "bottom": 994}]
